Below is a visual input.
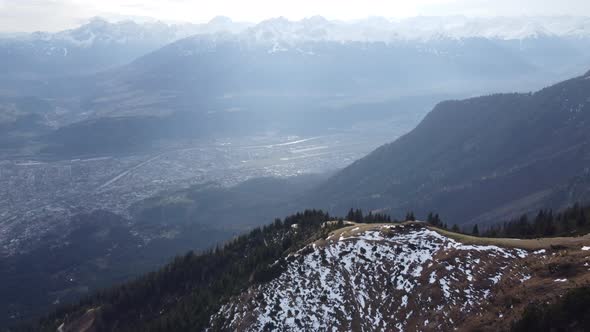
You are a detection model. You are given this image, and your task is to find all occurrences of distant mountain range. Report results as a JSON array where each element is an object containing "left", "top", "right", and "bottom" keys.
[
  {"left": 2, "top": 15, "right": 590, "bottom": 90},
  {"left": 312, "top": 70, "right": 590, "bottom": 225},
  {"left": 2, "top": 16, "right": 590, "bottom": 158},
  {"left": 85, "top": 34, "right": 540, "bottom": 115},
  {"left": 0, "top": 16, "right": 250, "bottom": 80},
  {"left": 241, "top": 15, "right": 590, "bottom": 43},
  {"left": 32, "top": 22, "right": 590, "bottom": 155}
]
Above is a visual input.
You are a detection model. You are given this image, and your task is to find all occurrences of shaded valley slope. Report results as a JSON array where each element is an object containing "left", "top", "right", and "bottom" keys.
[{"left": 312, "top": 70, "right": 590, "bottom": 225}]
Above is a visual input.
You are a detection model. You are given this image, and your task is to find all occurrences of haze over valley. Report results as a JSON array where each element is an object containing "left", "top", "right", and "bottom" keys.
[{"left": 3, "top": 5, "right": 590, "bottom": 331}]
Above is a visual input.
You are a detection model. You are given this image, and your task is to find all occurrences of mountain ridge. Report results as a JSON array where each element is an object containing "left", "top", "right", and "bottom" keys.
[
  {"left": 311, "top": 70, "right": 590, "bottom": 225},
  {"left": 211, "top": 223, "right": 531, "bottom": 331},
  {"left": 29, "top": 216, "right": 590, "bottom": 332},
  {"left": 15, "top": 15, "right": 590, "bottom": 44}
]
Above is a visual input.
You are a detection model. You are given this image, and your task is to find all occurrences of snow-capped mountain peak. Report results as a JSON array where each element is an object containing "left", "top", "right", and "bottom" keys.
[
  {"left": 234, "top": 15, "right": 590, "bottom": 46},
  {"left": 6, "top": 16, "right": 250, "bottom": 48},
  {"left": 6, "top": 15, "right": 590, "bottom": 49}
]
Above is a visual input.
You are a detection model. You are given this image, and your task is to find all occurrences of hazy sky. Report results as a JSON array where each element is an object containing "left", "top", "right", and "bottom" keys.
[{"left": 1, "top": 0, "right": 590, "bottom": 32}]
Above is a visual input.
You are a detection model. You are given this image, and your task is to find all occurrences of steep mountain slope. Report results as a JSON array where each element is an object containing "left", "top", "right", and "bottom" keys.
[
  {"left": 33, "top": 218, "right": 590, "bottom": 332},
  {"left": 0, "top": 96, "right": 54, "bottom": 150},
  {"left": 29, "top": 210, "right": 337, "bottom": 332},
  {"left": 511, "top": 286, "right": 590, "bottom": 331},
  {"left": 86, "top": 35, "right": 541, "bottom": 117},
  {"left": 211, "top": 223, "right": 529, "bottom": 331},
  {"left": 0, "top": 176, "right": 325, "bottom": 326},
  {"left": 211, "top": 223, "right": 590, "bottom": 332},
  {"left": 0, "top": 210, "right": 232, "bottom": 327},
  {"left": 313, "top": 70, "right": 590, "bottom": 225}
]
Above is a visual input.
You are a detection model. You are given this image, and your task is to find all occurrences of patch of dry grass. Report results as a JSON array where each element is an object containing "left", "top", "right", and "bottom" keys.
[
  {"left": 430, "top": 227, "right": 590, "bottom": 250},
  {"left": 322, "top": 222, "right": 590, "bottom": 251}
]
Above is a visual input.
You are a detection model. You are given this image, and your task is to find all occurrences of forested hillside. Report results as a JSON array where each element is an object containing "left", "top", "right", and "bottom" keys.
[
  {"left": 14, "top": 202, "right": 590, "bottom": 332},
  {"left": 313, "top": 70, "right": 590, "bottom": 225},
  {"left": 26, "top": 210, "right": 346, "bottom": 331},
  {"left": 482, "top": 203, "right": 590, "bottom": 238}
]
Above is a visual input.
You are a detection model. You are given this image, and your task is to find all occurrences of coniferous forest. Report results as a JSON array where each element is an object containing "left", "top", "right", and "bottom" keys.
[
  {"left": 14, "top": 202, "right": 590, "bottom": 331},
  {"left": 25, "top": 210, "right": 396, "bottom": 332},
  {"left": 481, "top": 203, "right": 590, "bottom": 238}
]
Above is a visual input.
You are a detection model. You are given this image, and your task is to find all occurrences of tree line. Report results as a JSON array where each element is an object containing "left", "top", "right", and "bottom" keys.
[
  {"left": 403, "top": 202, "right": 590, "bottom": 239},
  {"left": 27, "top": 209, "right": 395, "bottom": 332},
  {"left": 479, "top": 203, "right": 589, "bottom": 238},
  {"left": 22, "top": 203, "right": 590, "bottom": 331},
  {"left": 344, "top": 208, "right": 393, "bottom": 223}
]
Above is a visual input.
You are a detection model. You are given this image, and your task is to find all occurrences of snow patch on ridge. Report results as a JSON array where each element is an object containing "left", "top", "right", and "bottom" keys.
[{"left": 211, "top": 225, "right": 530, "bottom": 331}]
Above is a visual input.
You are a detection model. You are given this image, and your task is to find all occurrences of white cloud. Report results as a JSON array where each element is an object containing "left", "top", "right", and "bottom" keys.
[{"left": 0, "top": 0, "right": 589, "bottom": 32}]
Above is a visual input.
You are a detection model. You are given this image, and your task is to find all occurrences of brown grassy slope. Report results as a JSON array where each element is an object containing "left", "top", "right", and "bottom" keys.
[
  {"left": 460, "top": 243, "right": 590, "bottom": 331},
  {"left": 325, "top": 222, "right": 590, "bottom": 331},
  {"left": 325, "top": 221, "right": 590, "bottom": 250},
  {"left": 421, "top": 223, "right": 590, "bottom": 331},
  {"left": 430, "top": 226, "right": 590, "bottom": 250}
]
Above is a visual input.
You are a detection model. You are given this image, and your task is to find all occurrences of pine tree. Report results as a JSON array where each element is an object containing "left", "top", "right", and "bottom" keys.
[
  {"left": 472, "top": 224, "right": 479, "bottom": 236},
  {"left": 543, "top": 218, "right": 556, "bottom": 236},
  {"left": 274, "top": 218, "right": 283, "bottom": 227},
  {"left": 577, "top": 210, "right": 587, "bottom": 227},
  {"left": 346, "top": 208, "right": 355, "bottom": 221},
  {"left": 354, "top": 209, "right": 364, "bottom": 223},
  {"left": 562, "top": 217, "right": 572, "bottom": 234},
  {"left": 434, "top": 213, "right": 441, "bottom": 227}
]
